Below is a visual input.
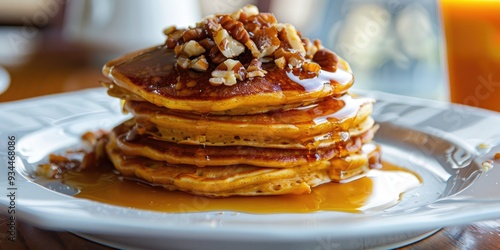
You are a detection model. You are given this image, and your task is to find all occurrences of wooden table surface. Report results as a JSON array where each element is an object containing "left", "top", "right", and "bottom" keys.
[{"left": 1, "top": 44, "right": 500, "bottom": 250}]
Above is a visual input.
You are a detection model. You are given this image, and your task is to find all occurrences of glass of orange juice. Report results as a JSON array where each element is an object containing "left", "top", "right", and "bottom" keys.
[{"left": 440, "top": 0, "right": 500, "bottom": 112}]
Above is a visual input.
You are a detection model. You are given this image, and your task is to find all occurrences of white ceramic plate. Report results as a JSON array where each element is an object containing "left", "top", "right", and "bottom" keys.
[{"left": 1, "top": 88, "right": 499, "bottom": 250}]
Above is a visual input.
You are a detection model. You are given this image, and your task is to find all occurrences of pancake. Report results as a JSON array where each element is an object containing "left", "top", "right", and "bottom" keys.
[
  {"left": 135, "top": 115, "right": 375, "bottom": 149},
  {"left": 125, "top": 95, "right": 375, "bottom": 149},
  {"left": 103, "top": 43, "right": 353, "bottom": 115},
  {"left": 110, "top": 119, "right": 377, "bottom": 168},
  {"left": 105, "top": 136, "right": 380, "bottom": 197}
]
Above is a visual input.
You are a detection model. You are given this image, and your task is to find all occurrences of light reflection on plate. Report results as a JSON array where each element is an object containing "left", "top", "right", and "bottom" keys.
[
  {"left": 0, "top": 88, "right": 499, "bottom": 250},
  {"left": 0, "top": 65, "right": 10, "bottom": 95}
]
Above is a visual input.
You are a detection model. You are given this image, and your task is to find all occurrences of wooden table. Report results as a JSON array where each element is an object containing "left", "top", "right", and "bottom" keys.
[{"left": 1, "top": 45, "right": 500, "bottom": 250}]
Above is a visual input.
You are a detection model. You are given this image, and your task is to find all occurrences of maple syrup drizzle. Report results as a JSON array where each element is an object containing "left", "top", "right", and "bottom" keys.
[
  {"left": 44, "top": 161, "right": 420, "bottom": 214},
  {"left": 310, "top": 95, "right": 369, "bottom": 125},
  {"left": 285, "top": 68, "right": 354, "bottom": 92}
]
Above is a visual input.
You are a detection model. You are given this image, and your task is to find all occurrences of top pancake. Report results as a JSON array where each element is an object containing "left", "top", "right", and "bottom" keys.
[{"left": 103, "top": 46, "right": 354, "bottom": 114}]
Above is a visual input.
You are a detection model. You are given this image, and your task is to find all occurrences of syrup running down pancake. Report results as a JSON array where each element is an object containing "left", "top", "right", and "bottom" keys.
[
  {"left": 123, "top": 95, "right": 375, "bottom": 149},
  {"left": 101, "top": 4, "right": 383, "bottom": 197}
]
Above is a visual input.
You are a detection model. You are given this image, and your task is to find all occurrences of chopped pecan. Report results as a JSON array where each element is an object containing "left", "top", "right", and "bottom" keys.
[
  {"left": 177, "top": 55, "right": 209, "bottom": 71},
  {"left": 302, "top": 61, "right": 321, "bottom": 76},
  {"left": 274, "top": 48, "right": 304, "bottom": 68},
  {"left": 175, "top": 40, "right": 206, "bottom": 57},
  {"left": 190, "top": 55, "right": 209, "bottom": 71},
  {"left": 219, "top": 15, "right": 249, "bottom": 44},
  {"left": 243, "top": 13, "right": 277, "bottom": 34},
  {"left": 246, "top": 58, "right": 267, "bottom": 78},
  {"left": 254, "top": 26, "right": 280, "bottom": 57},
  {"left": 209, "top": 46, "right": 227, "bottom": 64},
  {"left": 163, "top": 26, "right": 176, "bottom": 36},
  {"left": 245, "top": 40, "right": 261, "bottom": 58},
  {"left": 218, "top": 15, "right": 260, "bottom": 57},
  {"left": 182, "top": 28, "right": 207, "bottom": 42},
  {"left": 217, "top": 59, "right": 246, "bottom": 80},
  {"left": 274, "top": 56, "right": 286, "bottom": 69},
  {"left": 204, "top": 17, "right": 221, "bottom": 37},
  {"left": 303, "top": 38, "right": 320, "bottom": 59},
  {"left": 209, "top": 59, "right": 247, "bottom": 85},
  {"left": 241, "top": 4, "right": 260, "bottom": 17},
  {"left": 231, "top": 4, "right": 260, "bottom": 21},
  {"left": 213, "top": 28, "right": 245, "bottom": 58},
  {"left": 210, "top": 70, "right": 237, "bottom": 86},
  {"left": 163, "top": 4, "right": 339, "bottom": 85},
  {"left": 312, "top": 49, "right": 338, "bottom": 72},
  {"left": 279, "top": 24, "right": 306, "bottom": 56},
  {"left": 198, "top": 38, "right": 216, "bottom": 50},
  {"left": 176, "top": 55, "right": 190, "bottom": 69},
  {"left": 165, "top": 29, "right": 185, "bottom": 49}
]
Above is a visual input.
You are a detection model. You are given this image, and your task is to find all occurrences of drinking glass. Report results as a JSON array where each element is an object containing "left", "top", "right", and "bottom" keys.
[{"left": 440, "top": 0, "right": 500, "bottom": 112}]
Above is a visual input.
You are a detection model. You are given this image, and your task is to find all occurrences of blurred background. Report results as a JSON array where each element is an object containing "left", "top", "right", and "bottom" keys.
[{"left": 0, "top": 0, "right": 447, "bottom": 102}]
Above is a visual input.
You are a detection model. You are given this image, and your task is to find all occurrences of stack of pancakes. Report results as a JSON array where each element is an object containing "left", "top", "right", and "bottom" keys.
[{"left": 102, "top": 5, "right": 381, "bottom": 197}]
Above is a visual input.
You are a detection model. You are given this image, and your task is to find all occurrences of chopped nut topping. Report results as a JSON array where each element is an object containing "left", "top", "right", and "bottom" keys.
[
  {"left": 275, "top": 56, "right": 286, "bottom": 69},
  {"left": 175, "top": 40, "right": 206, "bottom": 57},
  {"left": 246, "top": 58, "right": 262, "bottom": 71},
  {"left": 38, "top": 130, "right": 109, "bottom": 179},
  {"left": 280, "top": 23, "right": 306, "bottom": 56},
  {"left": 254, "top": 26, "right": 280, "bottom": 57},
  {"left": 190, "top": 55, "right": 209, "bottom": 71},
  {"left": 313, "top": 49, "right": 339, "bottom": 72},
  {"left": 181, "top": 27, "right": 206, "bottom": 42},
  {"left": 303, "top": 38, "right": 320, "bottom": 59},
  {"left": 247, "top": 70, "right": 266, "bottom": 78},
  {"left": 165, "top": 29, "right": 184, "bottom": 49},
  {"left": 218, "top": 14, "right": 261, "bottom": 58},
  {"left": 163, "top": 26, "right": 176, "bottom": 36},
  {"left": 209, "top": 45, "right": 227, "bottom": 64},
  {"left": 210, "top": 70, "right": 238, "bottom": 86},
  {"left": 209, "top": 59, "right": 246, "bottom": 85},
  {"left": 176, "top": 56, "right": 190, "bottom": 69},
  {"left": 221, "top": 59, "right": 246, "bottom": 80},
  {"left": 177, "top": 55, "right": 209, "bottom": 71},
  {"left": 163, "top": 4, "right": 337, "bottom": 86},
  {"left": 198, "top": 38, "right": 216, "bottom": 50},
  {"left": 241, "top": 4, "right": 260, "bottom": 17},
  {"left": 246, "top": 58, "right": 267, "bottom": 78},
  {"left": 213, "top": 28, "right": 245, "bottom": 58},
  {"left": 274, "top": 48, "right": 305, "bottom": 68},
  {"left": 244, "top": 13, "right": 278, "bottom": 34},
  {"left": 302, "top": 61, "right": 321, "bottom": 76},
  {"left": 219, "top": 15, "right": 250, "bottom": 44}
]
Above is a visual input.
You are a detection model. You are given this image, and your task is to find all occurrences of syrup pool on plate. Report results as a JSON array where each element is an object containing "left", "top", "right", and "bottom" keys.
[{"left": 39, "top": 161, "right": 421, "bottom": 214}]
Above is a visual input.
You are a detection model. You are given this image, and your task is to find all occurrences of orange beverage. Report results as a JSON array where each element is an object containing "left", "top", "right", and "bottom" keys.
[{"left": 440, "top": 0, "right": 500, "bottom": 112}]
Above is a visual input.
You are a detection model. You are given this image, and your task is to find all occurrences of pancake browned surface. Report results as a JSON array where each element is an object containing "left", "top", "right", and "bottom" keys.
[
  {"left": 110, "top": 119, "right": 377, "bottom": 168},
  {"left": 102, "top": 4, "right": 382, "bottom": 197},
  {"left": 105, "top": 135, "right": 380, "bottom": 197},
  {"left": 124, "top": 95, "right": 375, "bottom": 149}
]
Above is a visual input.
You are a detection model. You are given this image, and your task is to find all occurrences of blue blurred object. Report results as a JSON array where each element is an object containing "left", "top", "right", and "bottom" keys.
[{"left": 300, "top": 0, "right": 446, "bottom": 100}]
